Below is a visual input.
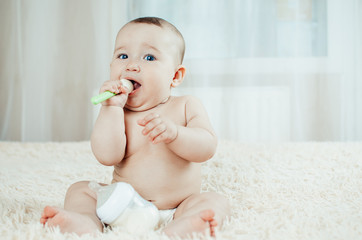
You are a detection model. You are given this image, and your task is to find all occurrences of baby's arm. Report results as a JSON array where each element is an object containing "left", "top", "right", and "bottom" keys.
[
  {"left": 138, "top": 96, "right": 217, "bottom": 162},
  {"left": 168, "top": 96, "right": 217, "bottom": 162},
  {"left": 91, "top": 80, "right": 129, "bottom": 166}
]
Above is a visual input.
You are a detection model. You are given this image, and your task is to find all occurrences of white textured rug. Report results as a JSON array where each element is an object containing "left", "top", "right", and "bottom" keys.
[{"left": 1, "top": 140, "right": 362, "bottom": 240}]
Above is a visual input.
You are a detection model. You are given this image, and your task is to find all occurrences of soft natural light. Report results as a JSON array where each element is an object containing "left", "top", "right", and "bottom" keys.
[{"left": 0, "top": 0, "right": 361, "bottom": 141}]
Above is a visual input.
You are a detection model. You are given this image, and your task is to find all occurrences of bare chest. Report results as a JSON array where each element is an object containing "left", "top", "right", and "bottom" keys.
[{"left": 123, "top": 100, "right": 186, "bottom": 158}]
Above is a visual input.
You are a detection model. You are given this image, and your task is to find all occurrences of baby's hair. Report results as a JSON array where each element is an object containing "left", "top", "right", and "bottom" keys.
[
  {"left": 129, "top": 17, "right": 185, "bottom": 64},
  {"left": 130, "top": 16, "right": 164, "bottom": 27}
]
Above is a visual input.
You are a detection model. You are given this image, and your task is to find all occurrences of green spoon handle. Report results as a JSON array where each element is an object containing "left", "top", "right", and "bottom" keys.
[{"left": 91, "top": 91, "right": 116, "bottom": 105}]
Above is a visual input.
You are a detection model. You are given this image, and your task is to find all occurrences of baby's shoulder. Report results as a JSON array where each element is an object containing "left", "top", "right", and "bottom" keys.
[
  {"left": 170, "top": 95, "right": 201, "bottom": 105},
  {"left": 169, "top": 95, "right": 205, "bottom": 115}
]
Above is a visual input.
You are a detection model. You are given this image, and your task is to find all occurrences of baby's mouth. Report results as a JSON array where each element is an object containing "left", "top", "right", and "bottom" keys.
[{"left": 129, "top": 80, "right": 141, "bottom": 93}]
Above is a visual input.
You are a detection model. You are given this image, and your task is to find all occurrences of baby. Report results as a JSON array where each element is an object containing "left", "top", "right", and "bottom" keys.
[{"left": 40, "top": 17, "right": 230, "bottom": 238}]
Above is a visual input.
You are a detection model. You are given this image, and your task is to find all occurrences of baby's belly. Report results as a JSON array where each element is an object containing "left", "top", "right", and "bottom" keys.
[{"left": 112, "top": 154, "right": 201, "bottom": 209}]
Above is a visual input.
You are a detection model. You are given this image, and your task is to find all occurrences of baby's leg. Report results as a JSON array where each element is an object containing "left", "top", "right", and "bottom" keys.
[
  {"left": 40, "top": 181, "right": 103, "bottom": 235},
  {"left": 163, "top": 192, "right": 230, "bottom": 238}
]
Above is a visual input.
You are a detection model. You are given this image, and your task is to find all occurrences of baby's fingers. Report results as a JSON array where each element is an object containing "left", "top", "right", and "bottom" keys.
[
  {"left": 100, "top": 80, "right": 122, "bottom": 94},
  {"left": 147, "top": 124, "right": 167, "bottom": 142},
  {"left": 141, "top": 117, "right": 162, "bottom": 136},
  {"left": 138, "top": 113, "right": 160, "bottom": 126}
]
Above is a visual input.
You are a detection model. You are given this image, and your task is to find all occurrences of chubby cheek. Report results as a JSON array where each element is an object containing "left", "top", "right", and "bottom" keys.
[
  {"left": 109, "top": 62, "right": 122, "bottom": 80},
  {"left": 109, "top": 72, "right": 119, "bottom": 81}
]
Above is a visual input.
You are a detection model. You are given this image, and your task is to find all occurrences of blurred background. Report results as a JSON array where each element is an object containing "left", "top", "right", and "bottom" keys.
[{"left": 0, "top": 0, "right": 361, "bottom": 142}]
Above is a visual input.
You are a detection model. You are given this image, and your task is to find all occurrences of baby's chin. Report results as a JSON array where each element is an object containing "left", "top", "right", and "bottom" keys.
[
  {"left": 124, "top": 105, "right": 150, "bottom": 112},
  {"left": 125, "top": 97, "right": 170, "bottom": 112}
]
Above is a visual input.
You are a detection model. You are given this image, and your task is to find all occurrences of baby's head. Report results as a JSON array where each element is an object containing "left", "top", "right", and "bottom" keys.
[
  {"left": 128, "top": 17, "right": 185, "bottom": 65},
  {"left": 111, "top": 17, "right": 186, "bottom": 111}
]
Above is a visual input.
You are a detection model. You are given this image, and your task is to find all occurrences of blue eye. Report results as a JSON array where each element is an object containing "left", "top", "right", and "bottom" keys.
[
  {"left": 144, "top": 54, "right": 155, "bottom": 61},
  {"left": 118, "top": 54, "right": 128, "bottom": 59}
]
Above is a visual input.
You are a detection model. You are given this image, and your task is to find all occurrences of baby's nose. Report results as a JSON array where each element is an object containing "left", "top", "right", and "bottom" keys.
[{"left": 126, "top": 62, "right": 140, "bottom": 72}]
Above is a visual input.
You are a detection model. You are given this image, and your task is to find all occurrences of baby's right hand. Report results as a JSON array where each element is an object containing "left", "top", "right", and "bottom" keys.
[{"left": 99, "top": 80, "right": 129, "bottom": 107}]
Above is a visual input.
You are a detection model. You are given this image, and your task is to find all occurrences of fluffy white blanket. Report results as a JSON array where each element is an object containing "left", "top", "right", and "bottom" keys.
[{"left": 0, "top": 140, "right": 361, "bottom": 239}]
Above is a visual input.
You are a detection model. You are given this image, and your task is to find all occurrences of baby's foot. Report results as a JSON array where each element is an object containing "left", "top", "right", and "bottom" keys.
[
  {"left": 40, "top": 206, "right": 101, "bottom": 236},
  {"left": 163, "top": 209, "right": 218, "bottom": 237}
]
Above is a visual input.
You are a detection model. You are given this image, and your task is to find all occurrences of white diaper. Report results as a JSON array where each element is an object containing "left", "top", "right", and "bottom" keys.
[{"left": 158, "top": 208, "right": 176, "bottom": 227}]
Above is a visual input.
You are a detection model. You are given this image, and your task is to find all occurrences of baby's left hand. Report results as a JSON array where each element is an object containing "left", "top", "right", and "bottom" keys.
[{"left": 137, "top": 113, "right": 178, "bottom": 144}]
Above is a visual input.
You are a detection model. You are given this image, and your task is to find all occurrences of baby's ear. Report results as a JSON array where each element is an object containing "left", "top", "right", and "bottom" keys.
[{"left": 171, "top": 65, "right": 186, "bottom": 88}]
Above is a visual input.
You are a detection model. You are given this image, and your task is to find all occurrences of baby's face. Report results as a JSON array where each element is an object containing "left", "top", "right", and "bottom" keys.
[{"left": 110, "top": 23, "right": 182, "bottom": 111}]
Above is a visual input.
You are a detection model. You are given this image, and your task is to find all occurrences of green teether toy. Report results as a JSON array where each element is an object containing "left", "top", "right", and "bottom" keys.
[{"left": 91, "top": 79, "right": 134, "bottom": 105}]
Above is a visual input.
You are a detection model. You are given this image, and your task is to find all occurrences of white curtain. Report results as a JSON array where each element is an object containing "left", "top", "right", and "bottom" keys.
[
  {"left": 1, "top": 0, "right": 361, "bottom": 142},
  {"left": 0, "top": 0, "right": 128, "bottom": 141}
]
